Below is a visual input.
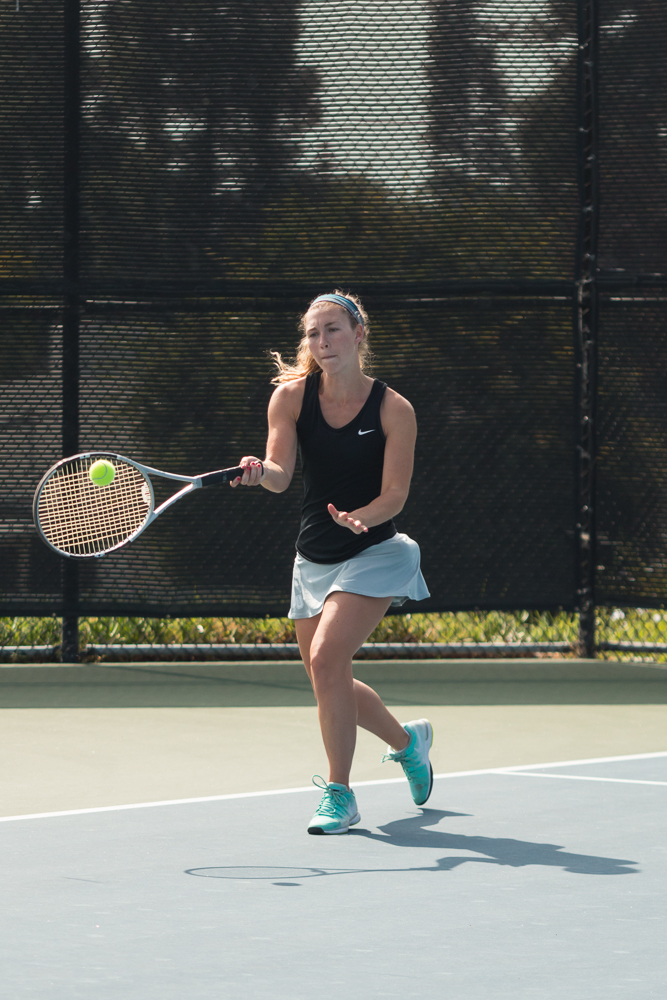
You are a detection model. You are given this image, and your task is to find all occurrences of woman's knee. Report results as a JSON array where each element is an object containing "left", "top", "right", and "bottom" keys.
[{"left": 309, "top": 647, "right": 351, "bottom": 693}]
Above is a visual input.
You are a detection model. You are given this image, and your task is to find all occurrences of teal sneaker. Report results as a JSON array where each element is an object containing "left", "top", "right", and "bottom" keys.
[
  {"left": 383, "top": 719, "right": 434, "bottom": 806},
  {"left": 307, "top": 776, "right": 361, "bottom": 835}
]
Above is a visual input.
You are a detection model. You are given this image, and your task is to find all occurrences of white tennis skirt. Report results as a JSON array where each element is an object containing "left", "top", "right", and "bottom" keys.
[{"left": 288, "top": 532, "right": 430, "bottom": 619}]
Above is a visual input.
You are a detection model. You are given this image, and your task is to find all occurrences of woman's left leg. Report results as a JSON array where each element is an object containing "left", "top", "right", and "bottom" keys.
[{"left": 296, "top": 591, "right": 408, "bottom": 787}]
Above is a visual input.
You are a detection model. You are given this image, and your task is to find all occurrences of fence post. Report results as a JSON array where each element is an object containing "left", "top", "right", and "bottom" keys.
[
  {"left": 61, "top": 0, "right": 81, "bottom": 663},
  {"left": 575, "top": 0, "right": 600, "bottom": 658}
]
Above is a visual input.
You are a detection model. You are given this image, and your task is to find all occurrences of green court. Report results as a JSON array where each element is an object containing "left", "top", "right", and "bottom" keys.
[{"left": 2, "top": 659, "right": 666, "bottom": 817}]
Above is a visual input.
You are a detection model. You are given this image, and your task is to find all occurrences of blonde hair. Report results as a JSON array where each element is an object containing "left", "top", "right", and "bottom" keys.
[{"left": 270, "top": 290, "right": 372, "bottom": 384}]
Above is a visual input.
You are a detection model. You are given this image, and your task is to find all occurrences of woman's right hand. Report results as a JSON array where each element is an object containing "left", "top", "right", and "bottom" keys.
[{"left": 230, "top": 457, "right": 265, "bottom": 487}]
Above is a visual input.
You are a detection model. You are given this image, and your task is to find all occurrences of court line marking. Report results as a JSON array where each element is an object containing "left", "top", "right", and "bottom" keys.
[
  {"left": 1, "top": 749, "right": 665, "bottom": 824},
  {"left": 500, "top": 772, "right": 667, "bottom": 787},
  {"left": 493, "top": 750, "right": 667, "bottom": 771}
]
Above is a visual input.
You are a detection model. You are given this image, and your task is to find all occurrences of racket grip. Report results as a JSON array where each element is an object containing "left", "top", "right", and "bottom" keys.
[{"left": 199, "top": 466, "right": 245, "bottom": 487}]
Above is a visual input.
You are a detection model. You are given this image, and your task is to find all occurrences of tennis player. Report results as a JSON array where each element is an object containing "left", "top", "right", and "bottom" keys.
[{"left": 232, "top": 291, "right": 432, "bottom": 834}]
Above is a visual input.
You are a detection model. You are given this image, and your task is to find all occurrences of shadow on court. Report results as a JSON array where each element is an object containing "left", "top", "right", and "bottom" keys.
[
  {"left": 353, "top": 808, "right": 637, "bottom": 875},
  {"left": 1, "top": 758, "right": 665, "bottom": 999},
  {"left": 187, "top": 807, "right": 637, "bottom": 881}
]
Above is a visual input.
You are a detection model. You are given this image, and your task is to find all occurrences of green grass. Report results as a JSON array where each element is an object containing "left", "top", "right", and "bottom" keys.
[{"left": 2, "top": 608, "right": 667, "bottom": 661}]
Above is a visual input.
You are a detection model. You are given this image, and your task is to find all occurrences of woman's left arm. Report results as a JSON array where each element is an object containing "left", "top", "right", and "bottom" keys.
[{"left": 327, "top": 390, "right": 417, "bottom": 534}]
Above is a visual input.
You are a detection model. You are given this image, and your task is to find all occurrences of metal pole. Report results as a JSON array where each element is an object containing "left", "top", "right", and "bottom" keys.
[
  {"left": 62, "top": 0, "right": 81, "bottom": 663},
  {"left": 575, "top": 0, "right": 600, "bottom": 658}
]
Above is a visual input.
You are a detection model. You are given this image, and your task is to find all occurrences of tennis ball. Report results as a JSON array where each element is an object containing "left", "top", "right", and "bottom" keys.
[{"left": 89, "top": 459, "right": 115, "bottom": 487}]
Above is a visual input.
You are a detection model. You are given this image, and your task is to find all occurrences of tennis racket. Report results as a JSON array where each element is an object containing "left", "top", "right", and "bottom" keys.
[{"left": 33, "top": 451, "right": 248, "bottom": 558}]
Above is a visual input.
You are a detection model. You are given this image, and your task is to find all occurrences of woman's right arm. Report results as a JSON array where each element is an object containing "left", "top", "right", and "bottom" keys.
[{"left": 232, "top": 380, "right": 302, "bottom": 493}]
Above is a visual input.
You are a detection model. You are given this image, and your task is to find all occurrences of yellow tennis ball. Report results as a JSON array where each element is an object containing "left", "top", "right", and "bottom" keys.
[{"left": 89, "top": 459, "right": 115, "bottom": 487}]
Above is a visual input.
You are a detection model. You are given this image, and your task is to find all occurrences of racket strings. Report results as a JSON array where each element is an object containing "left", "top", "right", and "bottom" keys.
[{"left": 37, "top": 458, "right": 151, "bottom": 555}]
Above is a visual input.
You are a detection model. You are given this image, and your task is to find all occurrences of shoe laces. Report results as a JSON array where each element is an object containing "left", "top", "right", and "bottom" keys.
[
  {"left": 382, "top": 734, "right": 416, "bottom": 767},
  {"left": 312, "top": 775, "right": 349, "bottom": 816}
]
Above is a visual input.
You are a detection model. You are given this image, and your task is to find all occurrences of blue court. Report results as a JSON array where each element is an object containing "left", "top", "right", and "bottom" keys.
[{"left": 2, "top": 751, "right": 666, "bottom": 999}]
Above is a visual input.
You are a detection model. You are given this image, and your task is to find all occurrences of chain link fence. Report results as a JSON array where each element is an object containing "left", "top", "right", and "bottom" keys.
[
  {"left": 5, "top": 609, "right": 667, "bottom": 662},
  {"left": 3, "top": 609, "right": 666, "bottom": 663},
  {"left": 2, "top": 2, "right": 667, "bottom": 663}
]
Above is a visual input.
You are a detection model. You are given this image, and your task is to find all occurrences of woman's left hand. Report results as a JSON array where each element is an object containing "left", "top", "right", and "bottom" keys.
[{"left": 327, "top": 503, "right": 369, "bottom": 534}]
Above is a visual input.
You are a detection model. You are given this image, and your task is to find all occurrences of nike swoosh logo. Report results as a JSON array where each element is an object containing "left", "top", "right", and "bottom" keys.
[{"left": 358, "top": 429, "right": 375, "bottom": 436}]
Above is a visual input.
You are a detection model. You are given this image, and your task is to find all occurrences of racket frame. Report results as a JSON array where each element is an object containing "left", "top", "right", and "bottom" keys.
[{"left": 33, "top": 451, "right": 245, "bottom": 558}]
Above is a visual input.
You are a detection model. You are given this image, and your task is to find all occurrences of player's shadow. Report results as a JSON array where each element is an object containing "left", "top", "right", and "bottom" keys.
[{"left": 352, "top": 809, "right": 638, "bottom": 876}]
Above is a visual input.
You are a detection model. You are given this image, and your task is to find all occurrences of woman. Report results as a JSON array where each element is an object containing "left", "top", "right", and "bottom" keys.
[{"left": 232, "top": 291, "right": 432, "bottom": 834}]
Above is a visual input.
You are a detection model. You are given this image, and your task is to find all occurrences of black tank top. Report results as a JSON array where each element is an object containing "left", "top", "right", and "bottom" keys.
[{"left": 295, "top": 372, "right": 397, "bottom": 563}]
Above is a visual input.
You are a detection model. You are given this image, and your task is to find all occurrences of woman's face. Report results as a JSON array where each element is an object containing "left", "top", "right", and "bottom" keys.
[{"left": 304, "top": 304, "right": 363, "bottom": 374}]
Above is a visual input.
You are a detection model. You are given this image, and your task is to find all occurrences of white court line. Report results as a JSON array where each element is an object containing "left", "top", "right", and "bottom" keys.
[
  {"left": 1, "top": 749, "right": 665, "bottom": 824},
  {"left": 0, "top": 785, "right": 319, "bottom": 824},
  {"left": 494, "top": 749, "right": 667, "bottom": 772},
  {"left": 501, "top": 772, "right": 667, "bottom": 787}
]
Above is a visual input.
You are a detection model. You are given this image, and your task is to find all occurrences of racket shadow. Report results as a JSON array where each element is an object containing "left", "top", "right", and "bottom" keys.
[{"left": 184, "top": 808, "right": 637, "bottom": 884}]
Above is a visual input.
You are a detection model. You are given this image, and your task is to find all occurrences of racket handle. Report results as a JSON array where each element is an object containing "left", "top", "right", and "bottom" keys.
[{"left": 199, "top": 466, "right": 245, "bottom": 487}]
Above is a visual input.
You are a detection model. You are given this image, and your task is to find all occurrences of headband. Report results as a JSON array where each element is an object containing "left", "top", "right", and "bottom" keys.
[{"left": 310, "top": 293, "right": 364, "bottom": 328}]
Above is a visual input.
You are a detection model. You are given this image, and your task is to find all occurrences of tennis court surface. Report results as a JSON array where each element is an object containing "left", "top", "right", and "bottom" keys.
[{"left": 1, "top": 660, "right": 666, "bottom": 998}]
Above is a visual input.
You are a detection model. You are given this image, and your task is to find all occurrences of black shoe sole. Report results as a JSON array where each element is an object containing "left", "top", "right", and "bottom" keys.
[{"left": 415, "top": 762, "right": 434, "bottom": 807}]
